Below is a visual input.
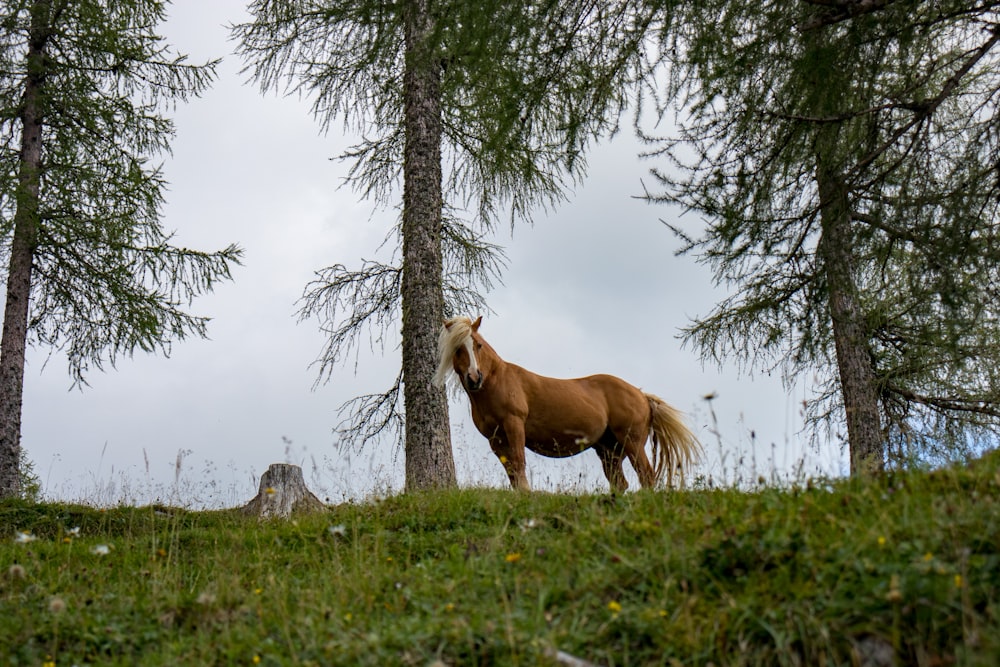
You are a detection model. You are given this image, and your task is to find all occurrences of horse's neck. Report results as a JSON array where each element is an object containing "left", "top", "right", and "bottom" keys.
[
  {"left": 493, "top": 345, "right": 513, "bottom": 368},
  {"left": 479, "top": 345, "right": 508, "bottom": 390},
  {"left": 478, "top": 339, "right": 502, "bottom": 366}
]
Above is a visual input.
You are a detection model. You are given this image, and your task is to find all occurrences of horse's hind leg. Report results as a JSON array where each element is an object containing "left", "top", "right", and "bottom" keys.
[
  {"left": 594, "top": 440, "right": 628, "bottom": 493},
  {"left": 608, "top": 424, "right": 657, "bottom": 489},
  {"left": 625, "top": 444, "right": 657, "bottom": 489}
]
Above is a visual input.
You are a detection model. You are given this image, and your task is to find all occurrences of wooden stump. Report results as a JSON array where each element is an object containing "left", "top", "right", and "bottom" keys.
[{"left": 241, "top": 463, "right": 326, "bottom": 518}]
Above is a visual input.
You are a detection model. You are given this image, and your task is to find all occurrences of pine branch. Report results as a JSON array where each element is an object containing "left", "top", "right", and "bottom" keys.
[{"left": 798, "top": 0, "right": 899, "bottom": 32}]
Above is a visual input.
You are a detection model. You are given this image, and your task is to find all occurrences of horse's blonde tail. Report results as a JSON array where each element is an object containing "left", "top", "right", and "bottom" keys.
[{"left": 646, "top": 393, "right": 701, "bottom": 488}]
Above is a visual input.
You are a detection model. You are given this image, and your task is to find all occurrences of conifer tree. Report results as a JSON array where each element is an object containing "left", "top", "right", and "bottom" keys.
[
  {"left": 0, "top": 0, "right": 241, "bottom": 498},
  {"left": 649, "top": 0, "right": 1000, "bottom": 471},
  {"left": 236, "top": 0, "right": 658, "bottom": 489}
]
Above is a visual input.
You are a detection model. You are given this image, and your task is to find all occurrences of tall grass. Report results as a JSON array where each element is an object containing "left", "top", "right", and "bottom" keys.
[
  {"left": 2, "top": 450, "right": 998, "bottom": 666},
  {"left": 33, "top": 392, "right": 844, "bottom": 511}
]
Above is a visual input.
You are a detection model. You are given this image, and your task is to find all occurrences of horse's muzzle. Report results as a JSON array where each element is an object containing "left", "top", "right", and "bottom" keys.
[{"left": 464, "top": 370, "right": 484, "bottom": 392}]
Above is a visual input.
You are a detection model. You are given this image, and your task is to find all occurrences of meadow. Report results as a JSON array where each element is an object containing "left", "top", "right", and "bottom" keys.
[{"left": 1, "top": 451, "right": 998, "bottom": 666}]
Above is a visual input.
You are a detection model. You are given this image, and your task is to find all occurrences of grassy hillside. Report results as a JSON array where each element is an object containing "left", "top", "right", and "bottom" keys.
[{"left": 2, "top": 453, "right": 998, "bottom": 666}]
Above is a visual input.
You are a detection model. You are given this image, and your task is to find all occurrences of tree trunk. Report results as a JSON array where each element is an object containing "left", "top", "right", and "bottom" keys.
[
  {"left": 816, "top": 164, "right": 885, "bottom": 475},
  {"left": 241, "top": 463, "right": 326, "bottom": 518},
  {"left": 0, "top": 7, "right": 48, "bottom": 499},
  {"left": 399, "top": 0, "right": 457, "bottom": 490}
]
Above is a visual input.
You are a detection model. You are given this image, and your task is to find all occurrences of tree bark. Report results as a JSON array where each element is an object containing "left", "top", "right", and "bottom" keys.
[
  {"left": 241, "top": 463, "right": 326, "bottom": 518},
  {"left": 0, "top": 5, "right": 49, "bottom": 499},
  {"left": 816, "top": 164, "right": 885, "bottom": 475},
  {"left": 399, "top": 0, "right": 457, "bottom": 490}
]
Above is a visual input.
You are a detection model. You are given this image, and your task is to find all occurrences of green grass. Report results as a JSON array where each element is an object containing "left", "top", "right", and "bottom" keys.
[{"left": 2, "top": 452, "right": 998, "bottom": 666}]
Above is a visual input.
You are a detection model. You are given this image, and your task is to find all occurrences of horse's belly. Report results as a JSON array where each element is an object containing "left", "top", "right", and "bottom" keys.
[
  {"left": 523, "top": 420, "right": 606, "bottom": 458},
  {"left": 524, "top": 440, "right": 591, "bottom": 458}
]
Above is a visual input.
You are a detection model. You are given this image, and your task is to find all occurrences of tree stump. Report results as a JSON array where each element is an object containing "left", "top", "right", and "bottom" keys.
[{"left": 241, "top": 463, "right": 326, "bottom": 518}]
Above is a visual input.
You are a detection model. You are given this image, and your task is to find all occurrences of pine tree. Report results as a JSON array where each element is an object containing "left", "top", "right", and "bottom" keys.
[
  {"left": 648, "top": 0, "right": 1000, "bottom": 471},
  {"left": 235, "top": 0, "right": 659, "bottom": 489},
  {"left": 0, "top": 0, "right": 241, "bottom": 498}
]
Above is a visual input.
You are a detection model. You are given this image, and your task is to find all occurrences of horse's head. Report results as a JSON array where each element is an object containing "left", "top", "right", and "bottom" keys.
[{"left": 434, "top": 315, "right": 494, "bottom": 393}]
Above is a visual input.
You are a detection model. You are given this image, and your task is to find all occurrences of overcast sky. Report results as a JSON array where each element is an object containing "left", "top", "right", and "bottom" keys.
[{"left": 18, "top": 1, "right": 846, "bottom": 508}]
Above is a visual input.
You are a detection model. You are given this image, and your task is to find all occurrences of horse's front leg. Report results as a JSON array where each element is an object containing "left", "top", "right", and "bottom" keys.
[{"left": 491, "top": 418, "right": 530, "bottom": 490}]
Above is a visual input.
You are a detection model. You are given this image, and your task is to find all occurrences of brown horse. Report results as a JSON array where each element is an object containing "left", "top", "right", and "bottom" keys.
[{"left": 434, "top": 315, "right": 701, "bottom": 491}]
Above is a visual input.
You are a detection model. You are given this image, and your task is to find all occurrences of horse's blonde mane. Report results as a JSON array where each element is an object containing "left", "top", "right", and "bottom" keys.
[{"left": 433, "top": 316, "right": 475, "bottom": 388}]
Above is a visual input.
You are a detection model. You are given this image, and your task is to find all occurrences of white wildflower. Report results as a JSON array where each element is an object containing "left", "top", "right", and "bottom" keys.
[{"left": 520, "top": 518, "right": 541, "bottom": 532}]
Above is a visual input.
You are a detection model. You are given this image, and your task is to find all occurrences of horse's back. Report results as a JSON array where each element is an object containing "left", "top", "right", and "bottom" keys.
[
  {"left": 509, "top": 368, "right": 647, "bottom": 410},
  {"left": 508, "top": 365, "right": 610, "bottom": 415},
  {"left": 511, "top": 367, "right": 651, "bottom": 435}
]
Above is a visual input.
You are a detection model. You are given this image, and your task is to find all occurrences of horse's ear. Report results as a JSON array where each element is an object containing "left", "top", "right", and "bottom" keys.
[{"left": 472, "top": 315, "right": 482, "bottom": 331}]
